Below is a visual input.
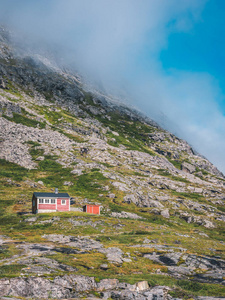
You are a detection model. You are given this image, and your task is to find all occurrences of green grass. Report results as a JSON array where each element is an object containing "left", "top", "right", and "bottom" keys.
[
  {"left": 3, "top": 112, "right": 46, "bottom": 128},
  {"left": 0, "top": 264, "right": 26, "bottom": 278},
  {"left": 93, "top": 109, "right": 157, "bottom": 155},
  {"left": 0, "top": 245, "right": 9, "bottom": 259},
  {"left": 201, "top": 169, "right": 210, "bottom": 175},
  {"left": 4, "top": 79, "right": 23, "bottom": 98},
  {"left": 107, "top": 132, "right": 156, "bottom": 155},
  {"left": 208, "top": 224, "right": 225, "bottom": 241},
  {"left": 171, "top": 279, "right": 225, "bottom": 298},
  {"left": 38, "top": 157, "right": 74, "bottom": 189},
  {"left": 26, "top": 141, "right": 41, "bottom": 147},
  {"left": 0, "top": 159, "right": 28, "bottom": 182},
  {"left": 108, "top": 202, "right": 124, "bottom": 213},
  {"left": 172, "top": 191, "right": 205, "bottom": 201},
  {"left": 167, "top": 157, "right": 182, "bottom": 170},
  {"left": 39, "top": 159, "right": 61, "bottom": 172},
  {"left": 71, "top": 170, "right": 108, "bottom": 199},
  {"left": 0, "top": 200, "right": 15, "bottom": 215},
  {"left": 217, "top": 206, "right": 225, "bottom": 213},
  {"left": 157, "top": 169, "right": 190, "bottom": 183},
  {"left": 27, "top": 141, "right": 44, "bottom": 159}
]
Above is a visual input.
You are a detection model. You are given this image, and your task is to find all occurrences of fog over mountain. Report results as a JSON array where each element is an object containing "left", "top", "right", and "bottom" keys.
[
  {"left": 1, "top": 0, "right": 225, "bottom": 173},
  {"left": 2, "top": 3, "right": 225, "bottom": 298}
]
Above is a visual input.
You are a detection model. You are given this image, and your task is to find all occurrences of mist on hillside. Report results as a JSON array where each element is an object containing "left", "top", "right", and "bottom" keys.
[{"left": 1, "top": 0, "right": 225, "bottom": 173}]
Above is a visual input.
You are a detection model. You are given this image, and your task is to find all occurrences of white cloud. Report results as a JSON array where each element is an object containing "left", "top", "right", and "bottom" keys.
[
  {"left": 1, "top": 0, "right": 225, "bottom": 173},
  {"left": 131, "top": 69, "right": 225, "bottom": 173}
]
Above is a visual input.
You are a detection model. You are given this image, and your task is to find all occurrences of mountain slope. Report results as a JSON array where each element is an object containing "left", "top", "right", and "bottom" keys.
[{"left": 0, "top": 26, "right": 225, "bottom": 299}]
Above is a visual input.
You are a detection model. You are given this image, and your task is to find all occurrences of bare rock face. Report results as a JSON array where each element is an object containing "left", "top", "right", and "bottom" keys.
[
  {"left": 0, "top": 275, "right": 96, "bottom": 298},
  {"left": 111, "top": 211, "right": 143, "bottom": 220},
  {"left": 181, "top": 162, "right": 196, "bottom": 174},
  {"left": 97, "top": 278, "right": 119, "bottom": 291},
  {"left": 161, "top": 208, "right": 170, "bottom": 219},
  {"left": 42, "top": 234, "right": 103, "bottom": 251},
  {"left": 123, "top": 194, "right": 165, "bottom": 209},
  {"left": 0, "top": 276, "right": 175, "bottom": 299},
  {"left": 99, "top": 247, "right": 125, "bottom": 264},
  {"left": 54, "top": 275, "right": 97, "bottom": 292},
  {"left": 123, "top": 194, "right": 139, "bottom": 205},
  {"left": 146, "top": 200, "right": 164, "bottom": 209},
  {"left": 136, "top": 281, "right": 149, "bottom": 291},
  {"left": 0, "top": 277, "right": 71, "bottom": 299},
  {"left": 42, "top": 234, "right": 132, "bottom": 264},
  {"left": 0, "top": 97, "right": 21, "bottom": 117},
  {"left": 0, "top": 117, "right": 74, "bottom": 169},
  {"left": 0, "top": 78, "right": 6, "bottom": 89},
  {"left": 24, "top": 216, "right": 37, "bottom": 223},
  {"left": 179, "top": 213, "right": 216, "bottom": 228}
]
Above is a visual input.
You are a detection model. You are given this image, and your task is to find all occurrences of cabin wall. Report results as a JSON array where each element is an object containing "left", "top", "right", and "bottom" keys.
[
  {"left": 32, "top": 195, "right": 38, "bottom": 214},
  {"left": 85, "top": 205, "right": 100, "bottom": 214},
  {"left": 57, "top": 198, "right": 70, "bottom": 211},
  {"left": 38, "top": 203, "right": 56, "bottom": 210},
  {"left": 32, "top": 194, "right": 70, "bottom": 213}
]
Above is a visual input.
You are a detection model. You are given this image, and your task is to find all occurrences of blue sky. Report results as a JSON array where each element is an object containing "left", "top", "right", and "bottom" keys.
[
  {"left": 160, "top": 0, "right": 225, "bottom": 115},
  {"left": 0, "top": 0, "right": 225, "bottom": 173}
]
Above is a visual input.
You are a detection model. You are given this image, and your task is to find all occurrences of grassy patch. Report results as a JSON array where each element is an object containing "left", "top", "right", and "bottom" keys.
[
  {"left": 108, "top": 202, "right": 124, "bottom": 213},
  {"left": 0, "top": 244, "right": 21, "bottom": 260},
  {"left": 0, "top": 264, "right": 26, "bottom": 278},
  {"left": 157, "top": 169, "right": 190, "bottom": 183},
  {"left": 167, "top": 158, "right": 182, "bottom": 170},
  {"left": 171, "top": 279, "right": 225, "bottom": 298},
  {"left": 3, "top": 112, "right": 46, "bottom": 129},
  {"left": 27, "top": 141, "right": 44, "bottom": 159},
  {"left": 93, "top": 110, "right": 157, "bottom": 155},
  {"left": 71, "top": 170, "right": 108, "bottom": 199},
  {"left": 38, "top": 158, "right": 73, "bottom": 189},
  {"left": 0, "top": 200, "right": 15, "bottom": 215},
  {"left": 39, "top": 159, "right": 61, "bottom": 172},
  {"left": 217, "top": 206, "right": 225, "bottom": 213},
  {"left": 172, "top": 191, "right": 205, "bottom": 202},
  {"left": 0, "top": 159, "right": 27, "bottom": 182}
]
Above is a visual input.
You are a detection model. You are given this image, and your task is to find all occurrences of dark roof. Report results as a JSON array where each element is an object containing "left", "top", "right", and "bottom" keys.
[{"left": 33, "top": 192, "right": 70, "bottom": 198}]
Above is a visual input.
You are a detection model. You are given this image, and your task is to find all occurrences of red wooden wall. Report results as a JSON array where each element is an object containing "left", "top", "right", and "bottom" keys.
[
  {"left": 37, "top": 198, "right": 70, "bottom": 211},
  {"left": 85, "top": 205, "right": 100, "bottom": 214},
  {"left": 57, "top": 198, "right": 70, "bottom": 211},
  {"left": 38, "top": 203, "right": 56, "bottom": 210}
]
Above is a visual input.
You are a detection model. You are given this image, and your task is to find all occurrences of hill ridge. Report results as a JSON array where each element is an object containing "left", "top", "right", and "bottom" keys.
[{"left": 0, "top": 26, "right": 225, "bottom": 300}]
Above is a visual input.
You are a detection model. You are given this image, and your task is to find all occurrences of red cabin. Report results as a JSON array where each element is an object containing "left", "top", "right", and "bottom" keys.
[
  {"left": 83, "top": 204, "right": 101, "bottom": 215},
  {"left": 32, "top": 192, "right": 70, "bottom": 214}
]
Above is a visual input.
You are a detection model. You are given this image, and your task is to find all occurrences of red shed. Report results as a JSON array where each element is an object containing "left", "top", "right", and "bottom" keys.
[
  {"left": 83, "top": 204, "right": 101, "bottom": 215},
  {"left": 32, "top": 191, "right": 70, "bottom": 214}
]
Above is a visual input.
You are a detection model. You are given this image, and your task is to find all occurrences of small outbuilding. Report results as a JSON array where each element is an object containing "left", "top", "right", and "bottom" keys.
[
  {"left": 32, "top": 191, "right": 70, "bottom": 214},
  {"left": 83, "top": 204, "right": 101, "bottom": 215}
]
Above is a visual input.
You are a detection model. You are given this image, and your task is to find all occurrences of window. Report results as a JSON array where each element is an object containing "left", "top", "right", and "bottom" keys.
[
  {"left": 61, "top": 199, "right": 66, "bottom": 205},
  {"left": 51, "top": 199, "right": 55, "bottom": 204},
  {"left": 45, "top": 199, "right": 49, "bottom": 204},
  {"left": 39, "top": 199, "right": 44, "bottom": 204}
]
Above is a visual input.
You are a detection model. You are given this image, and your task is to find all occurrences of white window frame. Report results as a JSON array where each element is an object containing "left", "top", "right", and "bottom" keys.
[
  {"left": 45, "top": 199, "right": 49, "bottom": 204},
  {"left": 51, "top": 199, "right": 56, "bottom": 204},
  {"left": 39, "top": 199, "right": 44, "bottom": 204},
  {"left": 61, "top": 199, "right": 66, "bottom": 205}
]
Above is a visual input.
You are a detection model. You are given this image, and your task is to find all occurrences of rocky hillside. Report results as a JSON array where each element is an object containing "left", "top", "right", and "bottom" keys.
[{"left": 0, "top": 26, "right": 225, "bottom": 299}]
